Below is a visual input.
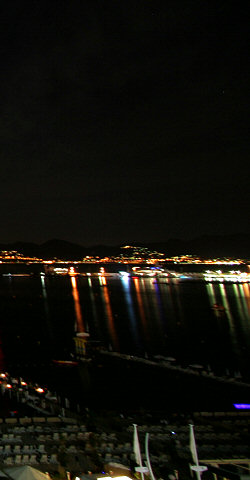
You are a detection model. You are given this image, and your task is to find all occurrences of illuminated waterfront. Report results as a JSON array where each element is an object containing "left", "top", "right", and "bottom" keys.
[{"left": 0, "top": 270, "right": 250, "bottom": 411}]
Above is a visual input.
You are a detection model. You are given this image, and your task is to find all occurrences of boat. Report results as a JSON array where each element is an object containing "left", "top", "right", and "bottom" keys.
[
  {"left": 52, "top": 359, "right": 79, "bottom": 367},
  {"left": 204, "top": 271, "right": 250, "bottom": 283},
  {"left": 131, "top": 267, "right": 157, "bottom": 277},
  {"left": 212, "top": 304, "right": 225, "bottom": 312}
]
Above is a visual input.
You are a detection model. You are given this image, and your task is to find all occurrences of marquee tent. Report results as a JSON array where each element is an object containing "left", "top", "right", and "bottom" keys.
[{"left": 1, "top": 466, "right": 49, "bottom": 480}]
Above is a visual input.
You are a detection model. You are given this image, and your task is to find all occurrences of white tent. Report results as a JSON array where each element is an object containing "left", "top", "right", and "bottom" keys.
[
  {"left": 104, "top": 462, "right": 131, "bottom": 476},
  {"left": 106, "top": 462, "right": 130, "bottom": 471},
  {"left": 2, "top": 466, "right": 49, "bottom": 480}
]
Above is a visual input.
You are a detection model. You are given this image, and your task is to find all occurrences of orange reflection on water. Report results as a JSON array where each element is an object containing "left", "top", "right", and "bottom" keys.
[
  {"left": 99, "top": 275, "right": 106, "bottom": 286},
  {"left": 133, "top": 277, "right": 148, "bottom": 337},
  {"left": 70, "top": 276, "right": 84, "bottom": 333},
  {"left": 100, "top": 282, "right": 119, "bottom": 350}
]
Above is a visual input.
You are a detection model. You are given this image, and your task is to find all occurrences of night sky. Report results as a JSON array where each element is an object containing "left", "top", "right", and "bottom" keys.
[{"left": 0, "top": 1, "right": 249, "bottom": 246}]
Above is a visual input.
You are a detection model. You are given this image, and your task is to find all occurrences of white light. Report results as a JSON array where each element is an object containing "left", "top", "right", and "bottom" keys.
[
  {"left": 35, "top": 387, "right": 44, "bottom": 393},
  {"left": 97, "top": 477, "right": 132, "bottom": 480}
]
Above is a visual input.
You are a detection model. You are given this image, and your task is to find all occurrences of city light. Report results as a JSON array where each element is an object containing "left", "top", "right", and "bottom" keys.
[
  {"left": 35, "top": 387, "right": 45, "bottom": 393},
  {"left": 234, "top": 404, "right": 250, "bottom": 409}
]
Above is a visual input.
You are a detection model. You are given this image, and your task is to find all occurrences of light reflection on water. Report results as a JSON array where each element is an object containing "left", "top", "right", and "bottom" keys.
[
  {"left": 70, "top": 275, "right": 85, "bottom": 334},
  {"left": 133, "top": 277, "right": 149, "bottom": 343},
  {"left": 120, "top": 275, "right": 141, "bottom": 353},
  {"left": 0, "top": 275, "right": 250, "bottom": 378},
  {"left": 100, "top": 280, "right": 119, "bottom": 351}
]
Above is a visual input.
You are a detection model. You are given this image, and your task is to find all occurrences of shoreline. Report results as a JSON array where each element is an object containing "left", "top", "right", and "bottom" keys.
[{"left": 4, "top": 352, "right": 250, "bottom": 419}]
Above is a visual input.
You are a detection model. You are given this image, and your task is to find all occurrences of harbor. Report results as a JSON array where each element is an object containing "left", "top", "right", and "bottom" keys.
[{"left": 0, "top": 261, "right": 249, "bottom": 478}]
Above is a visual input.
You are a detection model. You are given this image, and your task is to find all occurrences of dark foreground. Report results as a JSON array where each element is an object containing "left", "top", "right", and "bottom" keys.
[{"left": 6, "top": 351, "right": 250, "bottom": 417}]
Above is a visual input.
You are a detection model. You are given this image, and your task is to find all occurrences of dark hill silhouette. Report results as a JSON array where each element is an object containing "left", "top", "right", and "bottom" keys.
[
  {"left": 0, "top": 234, "right": 248, "bottom": 260},
  {"left": 39, "top": 239, "right": 89, "bottom": 260},
  {"left": 146, "top": 233, "right": 249, "bottom": 259},
  {"left": 89, "top": 234, "right": 249, "bottom": 259}
]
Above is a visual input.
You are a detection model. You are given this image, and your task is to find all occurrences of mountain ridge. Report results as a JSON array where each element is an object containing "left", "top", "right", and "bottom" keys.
[{"left": 0, "top": 233, "right": 249, "bottom": 260}]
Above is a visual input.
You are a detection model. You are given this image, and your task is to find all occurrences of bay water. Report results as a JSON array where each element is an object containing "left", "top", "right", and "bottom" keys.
[{"left": 0, "top": 272, "right": 249, "bottom": 412}]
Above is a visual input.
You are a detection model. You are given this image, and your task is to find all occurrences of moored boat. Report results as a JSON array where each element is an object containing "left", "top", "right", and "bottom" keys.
[{"left": 52, "top": 359, "right": 79, "bottom": 367}]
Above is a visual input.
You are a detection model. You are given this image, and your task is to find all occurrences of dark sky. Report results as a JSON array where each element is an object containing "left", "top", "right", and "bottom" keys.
[{"left": 0, "top": 1, "right": 249, "bottom": 246}]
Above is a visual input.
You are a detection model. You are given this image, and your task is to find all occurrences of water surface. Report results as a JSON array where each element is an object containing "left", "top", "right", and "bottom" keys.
[{"left": 0, "top": 273, "right": 249, "bottom": 411}]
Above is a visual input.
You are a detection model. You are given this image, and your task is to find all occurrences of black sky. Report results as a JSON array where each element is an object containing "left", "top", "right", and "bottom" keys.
[{"left": 0, "top": 1, "right": 249, "bottom": 246}]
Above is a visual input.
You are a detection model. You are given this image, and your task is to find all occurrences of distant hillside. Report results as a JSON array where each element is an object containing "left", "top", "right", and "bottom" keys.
[
  {"left": 0, "top": 239, "right": 121, "bottom": 260},
  {"left": 146, "top": 233, "right": 250, "bottom": 259},
  {"left": 39, "top": 239, "right": 89, "bottom": 260},
  {"left": 0, "top": 233, "right": 249, "bottom": 260},
  {"left": 0, "top": 239, "right": 88, "bottom": 261}
]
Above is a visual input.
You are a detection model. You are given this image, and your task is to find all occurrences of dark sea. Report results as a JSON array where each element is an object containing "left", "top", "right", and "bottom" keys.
[{"left": 0, "top": 267, "right": 249, "bottom": 414}]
